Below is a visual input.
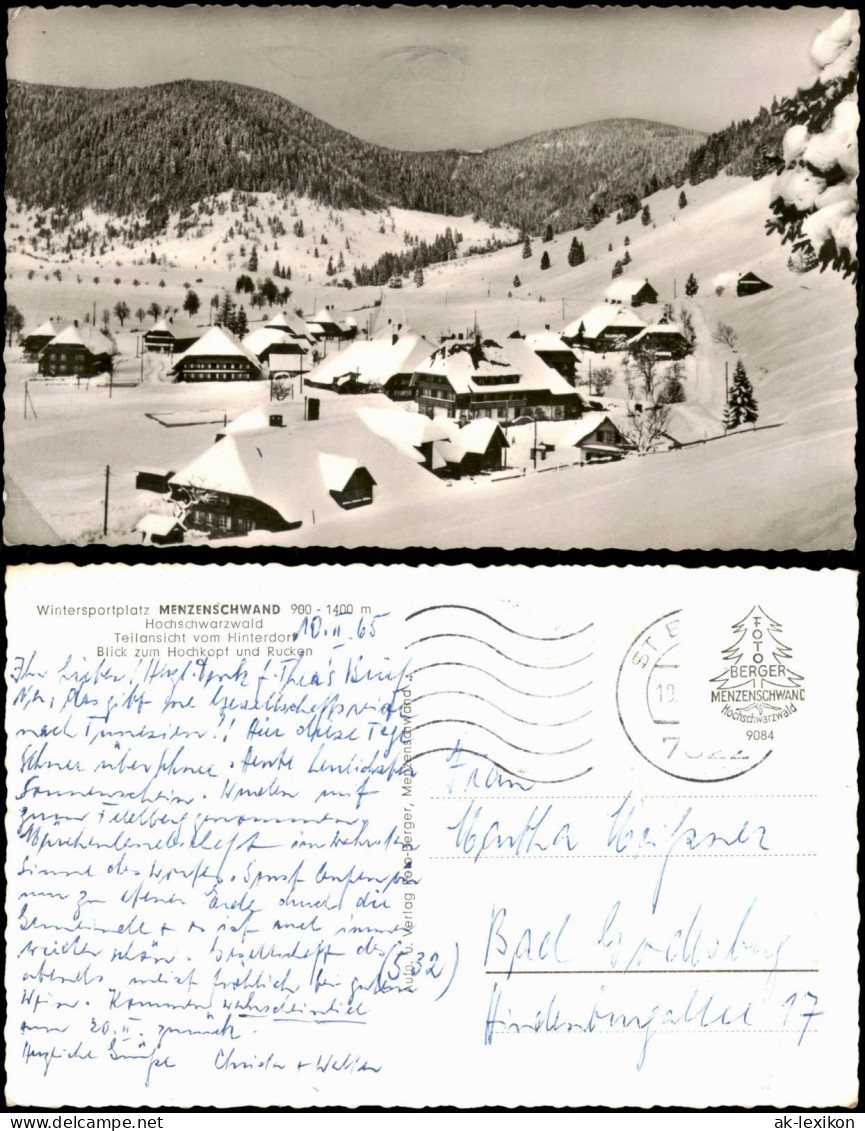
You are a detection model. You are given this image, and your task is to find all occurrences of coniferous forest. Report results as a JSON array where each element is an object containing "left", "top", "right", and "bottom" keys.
[{"left": 7, "top": 78, "right": 785, "bottom": 239}]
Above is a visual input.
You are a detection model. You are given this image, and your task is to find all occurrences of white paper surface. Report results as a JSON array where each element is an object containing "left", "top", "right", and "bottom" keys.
[{"left": 4, "top": 564, "right": 858, "bottom": 1108}]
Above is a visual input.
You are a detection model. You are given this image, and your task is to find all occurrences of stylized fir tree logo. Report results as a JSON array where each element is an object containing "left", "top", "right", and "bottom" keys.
[{"left": 711, "top": 606, "right": 804, "bottom": 721}]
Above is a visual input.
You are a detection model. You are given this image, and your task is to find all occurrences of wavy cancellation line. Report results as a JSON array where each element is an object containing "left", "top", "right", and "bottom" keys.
[
  {"left": 412, "top": 688, "right": 592, "bottom": 727},
  {"left": 409, "top": 661, "right": 593, "bottom": 699},
  {"left": 414, "top": 719, "right": 593, "bottom": 757},
  {"left": 407, "top": 633, "right": 593, "bottom": 670},
  {"left": 406, "top": 605, "right": 593, "bottom": 642}
]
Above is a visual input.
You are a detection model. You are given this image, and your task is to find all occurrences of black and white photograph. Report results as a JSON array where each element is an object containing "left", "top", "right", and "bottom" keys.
[{"left": 4, "top": 5, "right": 859, "bottom": 550}]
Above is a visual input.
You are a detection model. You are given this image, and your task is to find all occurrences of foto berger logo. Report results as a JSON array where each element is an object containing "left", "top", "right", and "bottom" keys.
[{"left": 710, "top": 606, "right": 805, "bottom": 723}]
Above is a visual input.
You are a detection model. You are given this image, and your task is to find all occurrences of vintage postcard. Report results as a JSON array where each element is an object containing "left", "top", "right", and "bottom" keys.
[
  {"left": 3, "top": 5, "right": 858, "bottom": 550},
  {"left": 5, "top": 563, "right": 858, "bottom": 1107}
]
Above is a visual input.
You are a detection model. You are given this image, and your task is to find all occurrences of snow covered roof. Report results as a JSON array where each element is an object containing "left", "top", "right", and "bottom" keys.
[
  {"left": 357, "top": 407, "right": 449, "bottom": 450},
  {"left": 136, "top": 512, "right": 182, "bottom": 536},
  {"left": 243, "top": 327, "right": 307, "bottom": 358},
  {"left": 311, "top": 307, "right": 344, "bottom": 327},
  {"left": 629, "top": 322, "right": 688, "bottom": 344},
  {"left": 26, "top": 319, "right": 58, "bottom": 340},
  {"left": 84, "top": 327, "right": 115, "bottom": 355},
  {"left": 436, "top": 417, "right": 509, "bottom": 458},
  {"left": 170, "top": 413, "right": 442, "bottom": 525},
  {"left": 605, "top": 277, "right": 655, "bottom": 303},
  {"left": 318, "top": 453, "right": 370, "bottom": 493},
  {"left": 149, "top": 318, "right": 170, "bottom": 334},
  {"left": 173, "top": 324, "right": 262, "bottom": 369},
  {"left": 413, "top": 338, "right": 577, "bottom": 398},
  {"left": 265, "top": 311, "right": 315, "bottom": 339},
  {"left": 221, "top": 407, "right": 277, "bottom": 436},
  {"left": 561, "top": 412, "right": 629, "bottom": 447},
  {"left": 306, "top": 333, "right": 436, "bottom": 388},
  {"left": 44, "top": 324, "right": 87, "bottom": 349},
  {"left": 524, "top": 331, "right": 573, "bottom": 353},
  {"left": 563, "top": 306, "right": 647, "bottom": 341}
]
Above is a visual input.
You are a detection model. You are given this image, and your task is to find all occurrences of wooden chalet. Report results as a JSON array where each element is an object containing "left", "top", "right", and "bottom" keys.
[
  {"left": 171, "top": 325, "right": 263, "bottom": 382},
  {"left": 307, "top": 306, "right": 356, "bottom": 342},
  {"left": 144, "top": 317, "right": 200, "bottom": 354},
  {"left": 410, "top": 336, "right": 582, "bottom": 422},
  {"left": 736, "top": 271, "right": 773, "bottom": 297},
  {"left": 357, "top": 407, "right": 451, "bottom": 472},
  {"left": 605, "top": 277, "right": 659, "bottom": 306},
  {"left": 562, "top": 412, "right": 632, "bottom": 462},
  {"left": 37, "top": 324, "right": 113, "bottom": 377},
  {"left": 523, "top": 328, "right": 579, "bottom": 383},
  {"left": 433, "top": 418, "right": 510, "bottom": 477},
  {"left": 23, "top": 319, "right": 59, "bottom": 361},
  {"left": 265, "top": 311, "right": 317, "bottom": 347},
  {"left": 628, "top": 322, "right": 692, "bottom": 359},
  {"left": 243, "top": 327, "right": 309, "bottom": 373},
  {"left": 148, "top": 411, "right": 443, "bottom": 538},
  {"left": 562, "top": 306, "right": 647, "bottom": 352}
]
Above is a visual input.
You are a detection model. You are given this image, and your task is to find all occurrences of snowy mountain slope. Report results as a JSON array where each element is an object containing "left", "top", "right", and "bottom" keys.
[{"left": 4, "top": 172, "right": 856, "bottom": 549}]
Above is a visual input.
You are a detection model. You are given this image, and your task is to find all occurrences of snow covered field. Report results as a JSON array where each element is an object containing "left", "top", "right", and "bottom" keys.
[{"left": 4, "top": 173, "right": 857, "bottom": 549}]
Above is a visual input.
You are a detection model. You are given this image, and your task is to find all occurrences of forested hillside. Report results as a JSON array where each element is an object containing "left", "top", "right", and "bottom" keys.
[{"left": 7, "top": 78, "right": 781, "bottom": 238}]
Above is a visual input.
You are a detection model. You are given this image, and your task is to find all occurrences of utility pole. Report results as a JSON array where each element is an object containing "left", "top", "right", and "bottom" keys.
[
  {"left": 108, "top": 361, "right": 113, "bottom": 399},
  {"left": 103, "top": 465, "right": 110, "bottom": 537},
  {"left": 724, "top": 360, "right": 729, "bottom": 434},
  {"left": 562, "top": 297, "right": 565, "bottom": 320},
  {"left": 533, "top": 416, "right": 538, "bottom": 471},
  {"left": 674, "top": 278, "right": 677, "bottom": 300}
]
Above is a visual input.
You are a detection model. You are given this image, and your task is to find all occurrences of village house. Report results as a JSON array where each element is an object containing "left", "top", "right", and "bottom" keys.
[
  {"left": 306, "top": 306, "right": 356, "bottom": 342},
  {"left": 736, "top": 271, "right": 773, "bottom": 297},
  {"left": 628, "top": 321, "right": 692, "bottom": 359},
  {"left": 411, "top": 336, "right": 583, "bottom": 422},
  {"left": 605, "top": 277, "right": 659, "bottom": 306},
  {"left": 265, "top": 310, "right": 317, "bottom": 347},
  {"left": 143, "top": 317, "right": 200, "bottom": 354},
  {"left": 242, "top": 326, "right": 310, "bottom": 373},
  {"left": 37, "top": 324, "right": 114, "bottom": 377},
  {"left": 562, "top": 412, "right": 632, "bottom": 462},
  {"left": 303, "top": 330, "right": 436, "bottom": 398},
  {"left": 562, "top": 306, "right": 647, "bottom": 352},
  {"left": 171, "top": 324, "right": 263, "bottom": 382},
  {"left": 145, "top": 409, "right": 443, "bottom": 538},
  {"left": 514, "top": 328, "right": 580, "bottom": 383},
  {"left": 432, "top": 418, "right": 510, "bottom": 476},
  {"left": 22, "top": 318, "right": 59, "bottom": 361},
  {"left": 357, "top": 406, "right": 451, "bottom": 471}
]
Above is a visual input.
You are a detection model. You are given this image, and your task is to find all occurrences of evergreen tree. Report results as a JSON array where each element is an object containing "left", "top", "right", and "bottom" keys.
[
  {"left": 522, "top": 235, "right": 532, "bottom": 259},
  {"left": 543, "top": 223, "right": 554, "bottom": 242},
  {"left": 540, "top": 250, "right": 551, "bottom": 270},
  {"left": 685, "top": 272, "right": 699, "bottom": 297},
  {"left": 248, "top": 246, "right": 258, "bottom": 272},
  {"left": 641, "top": 204, "right": 652, "bottom": 226},
  {"left": 513, "top": 274, "right": 522, "bottom": 288},
  {"left": 183, "top": 289, "right": 200, "bottom": 317},
  {"left": 611, "top": 259, "right": 624, "bottom": 278},
  {"left": 567, "top": 237, "right": 583, "bottom": 267},
  {"left": 326, "top": 256, "right": 335, "bottom": 276},
  {"left": 724, "top": 359, "right": 759, "bottom": 427},
  {"left": 234, "top": 306, "right": 248, "bottom": 338},
  {"left": 622, "top": 249, "right": 631, "bottom": 266},
  {"left": 337, "top": 251, "right": 345, "bottom": 271},
  {"left": 414, "top": 265, "right": 425, "bottom": 287},
  {"left": 5, "top": 304, "right": 24, "bottom": 345},
  {"left": 678, "top": 190, "right": 688, "bottom": 209},
  {"left": 624, "top": 235, "right": 630, "bottom": 246},
  {"left": 217, "top": 292, "right": 235, "bottom": 328}
]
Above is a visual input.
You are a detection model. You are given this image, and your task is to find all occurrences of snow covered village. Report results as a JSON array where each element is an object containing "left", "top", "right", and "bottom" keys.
[{"left": 3, "top": 7, "right": 858, "bottom": 550}]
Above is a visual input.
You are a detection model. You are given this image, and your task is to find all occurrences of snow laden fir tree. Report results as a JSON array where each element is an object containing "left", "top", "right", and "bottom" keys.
[
  {"left": 768, "top": 9, "right": 859, "bottom": 281},
  {"left": 710, "top": 606, "right": 805, "bottom": 725},
  {"left": 724, "top": 359, "right": 758, "bottom": 429}
]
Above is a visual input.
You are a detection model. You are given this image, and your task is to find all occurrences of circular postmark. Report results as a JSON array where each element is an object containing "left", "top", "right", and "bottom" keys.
[{"left": 616, "top": 609, "right": 775, "bottom": 783}]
